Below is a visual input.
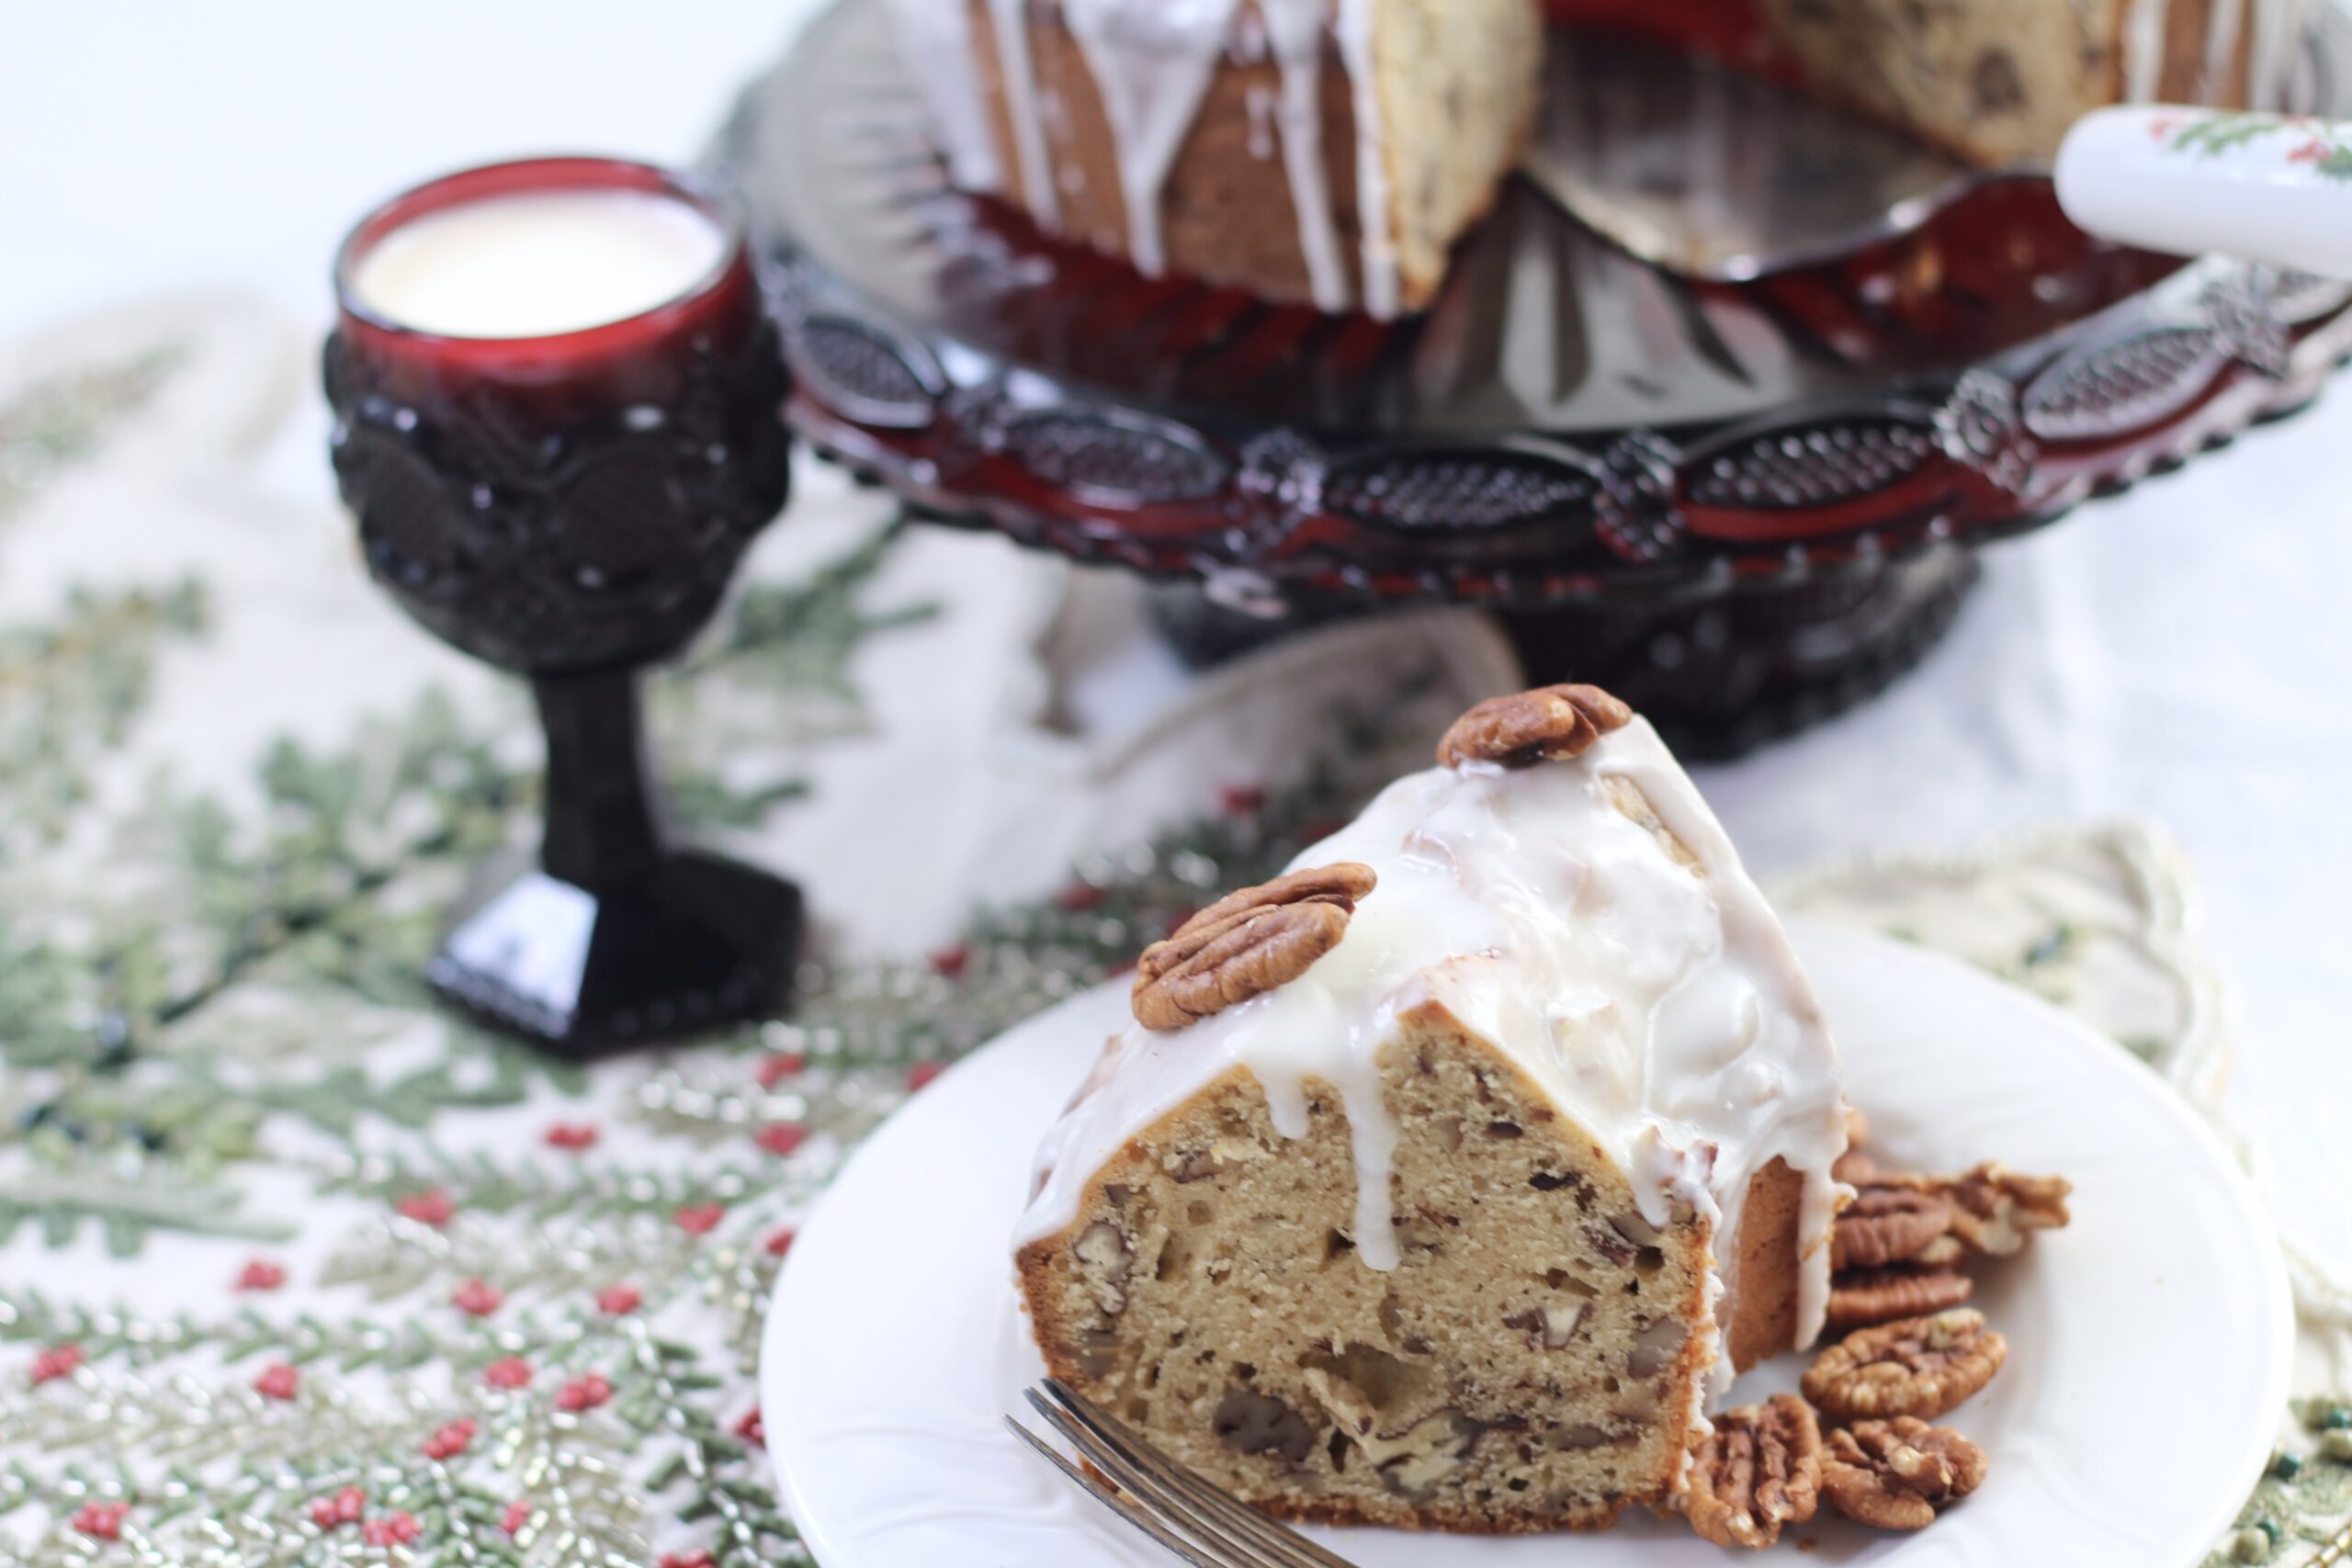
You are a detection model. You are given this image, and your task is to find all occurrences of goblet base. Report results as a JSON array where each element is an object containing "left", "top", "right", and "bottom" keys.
[{"left": 426, "top": 849, "right": 803, "bottom": 1056}]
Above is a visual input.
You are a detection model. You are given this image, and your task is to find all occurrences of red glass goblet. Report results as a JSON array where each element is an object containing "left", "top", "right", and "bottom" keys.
[{"left": 325, "top": 156, "right": 800, "bottom": 1055}]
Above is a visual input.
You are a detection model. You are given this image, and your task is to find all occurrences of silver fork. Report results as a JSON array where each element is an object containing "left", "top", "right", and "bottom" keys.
[{"left": 1005, "top": 1379, "right": 1360, "bottom": 1568}]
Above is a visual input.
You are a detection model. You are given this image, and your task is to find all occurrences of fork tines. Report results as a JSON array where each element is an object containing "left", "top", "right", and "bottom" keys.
[{"left": 1004, "top": 1378, "right": 1359, "bottom": 1568}]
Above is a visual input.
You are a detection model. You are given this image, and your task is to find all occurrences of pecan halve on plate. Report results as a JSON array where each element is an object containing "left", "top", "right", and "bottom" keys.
[
  {"left": 1821, "top": 1416, "right": 1990, "bottom": 1530},
  {"left": 1680, "top": 1393, "right": 1824, "bottom": 1550},
  {"left": 1803, "top": 1308, "right": 2007, "bottom": 1423}
]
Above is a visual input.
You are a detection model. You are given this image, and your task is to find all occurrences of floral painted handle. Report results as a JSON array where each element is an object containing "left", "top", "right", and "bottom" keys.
[{"left": 2056, "top": 107, "right": 2352, "bottom": 277}]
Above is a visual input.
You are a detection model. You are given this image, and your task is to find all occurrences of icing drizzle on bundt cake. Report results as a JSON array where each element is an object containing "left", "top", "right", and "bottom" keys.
[{"left": 1017, "top": 688, "right": 1847, "bottom": 1404}]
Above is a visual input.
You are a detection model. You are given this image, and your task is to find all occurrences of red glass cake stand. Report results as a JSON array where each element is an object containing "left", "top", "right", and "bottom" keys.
[{"left": 715, "top": 0, "right": 2352, "bottom": 754}]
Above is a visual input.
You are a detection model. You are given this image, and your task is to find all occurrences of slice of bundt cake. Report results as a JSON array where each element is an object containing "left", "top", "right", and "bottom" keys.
[{"left": 1013, "top": 685, "right": 1849, "bottom": 1533}]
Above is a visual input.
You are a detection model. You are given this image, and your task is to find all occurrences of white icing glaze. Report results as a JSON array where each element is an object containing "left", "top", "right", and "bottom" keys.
[
  {"left": 1245, "top": 84, "right": 1278, "bottom": 160},
  {"left": 986, "top": 0, "right": 1060, "bottom": 225},
  {"left": 1261, "top": 0, "right": 1354, "bottom": 312},
  {"left": 1014, "top": 718, "right": 1849, "bottom": 1404},
  {"left": 1334, "top": 0, "right": 1400, "bottom": 318},
  {"left": 1062, "top": 0, "right": 1241, "bottom": 276},
  {"left": 884, "top": 0, "right": 1006, "bottom": 189},
  {"left": 2123, "top": 0, "right": 2174, "bottom": 103}
]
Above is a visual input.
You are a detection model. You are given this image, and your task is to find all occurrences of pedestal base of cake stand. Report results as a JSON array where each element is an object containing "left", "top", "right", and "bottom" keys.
[
  {"left": 427, "top": 850, "right": 803, "bottom": 1058},
  {"left": 1149, "top": 548, "right": 1979, "bottom": 761}
]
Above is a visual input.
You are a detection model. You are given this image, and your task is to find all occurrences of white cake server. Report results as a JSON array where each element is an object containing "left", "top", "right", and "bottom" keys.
[
  {"left": 2055, "top": 106, "right": 2352, "bottom": 277},
  {"left": 1519, "top": 27, "right": 1979, "bottom": 281}
]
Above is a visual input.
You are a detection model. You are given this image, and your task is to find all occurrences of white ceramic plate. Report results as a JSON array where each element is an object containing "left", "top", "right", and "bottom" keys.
[{"left": 763, "top": 919, "right": 2292, "bottom": 1565}]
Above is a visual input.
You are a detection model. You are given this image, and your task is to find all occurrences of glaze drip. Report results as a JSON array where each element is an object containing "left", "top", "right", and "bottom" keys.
[
  {"left": 885, "top": 0, "right": 1393, "bottom": 315},
  {"left": 2121, "top": 0, "right": 2312, "bottom": 105},
  {"left": 1333, "top": 0, "right": 1398, "bottom": 317},
  {"left": 984, "top": 0, "right": 1059, "bottom": 224},
  {"left": 1261, "top": 0, "right": 1352, "bottom": 310},
  {"left": 1061, "top": 0, "right": 1241, "bottom": 276}
]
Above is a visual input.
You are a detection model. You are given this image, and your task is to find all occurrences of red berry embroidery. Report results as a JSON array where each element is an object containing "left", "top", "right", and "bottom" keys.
[
  {"left": 544, "top": 1122, "right": 599, "bottom": 1151},
  {"left": 928, "top": 945, "right": 970, "bottom": 979},
  {"left": 763, "top": 1228, "right": 797, "bottom": 1258},
  {"left": 756, "top": 1051, "right": 808, "bottom": 1087},
  {"left": 423, "top": 1418, "right": 478, "bottom": 1461},
  {"left": 906, "top": 1062, "right": 943, "bottom": 1092},
  {"left": 1219, "top": 784, "right": 1266, "bottom": 818},
  {"left": 28, "top": 1344, "right": 84, "bottom": 1384},
  {"left": 556, "top": 1372, "right": 613, "bottom": 1412},
  {"left": 360, "top": 1511, "right": 421, "bottom": 1547},
  {"left": 734, "top": 1407, "right": 766, "bottom": 1446},
  {"left": 396, "top": 1189, "right": 455, "bottom": 1227},
  {"left": 310, "top": 1486, "right": 367, "bottom": 1529},
  {"left": 253, "top": 1362, "right": 300, "bottom": 1402},
  {"left": 755, "top": 1122, "right": 808, "bottom": 1157},
  {"left": 673, "top": 1204, "right": 726, "bottom": 1235},
  {"left": 72, "top": 1501, "right": 130, "bottom": 1540},
  {"left": 451, "top": 1279, "right": 503, "bottom": 1316},
  {"left": 595, "top": 1283, "right": 643, "bottom": 1316},
  {"left": 235, "top": 1258, "right": 287, "bottom": 1292},
  {"left": 484, "top": 1357, "right": 534, "bottom": 1390},
  {"left": 501, "top": 1498, "right": 533, "bottom": 1536}
]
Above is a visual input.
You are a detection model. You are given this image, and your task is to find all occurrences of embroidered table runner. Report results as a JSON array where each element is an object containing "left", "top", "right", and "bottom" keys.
[{"left": 0, "top": 297, "right": 2343, "bottom": 1567}]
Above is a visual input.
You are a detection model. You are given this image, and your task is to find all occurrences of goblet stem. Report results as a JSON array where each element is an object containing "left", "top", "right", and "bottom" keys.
[
  {"left": 424, "top": 663, "right": 802, "bottom": 1054},
  {"left": 534, "top": 669, "right": 666, "bottom": 892}
]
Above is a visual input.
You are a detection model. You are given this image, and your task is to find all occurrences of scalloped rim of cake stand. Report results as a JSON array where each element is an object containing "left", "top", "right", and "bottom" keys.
[{"left": 715, "top": 0, "right": 2352, "bottom": 614}]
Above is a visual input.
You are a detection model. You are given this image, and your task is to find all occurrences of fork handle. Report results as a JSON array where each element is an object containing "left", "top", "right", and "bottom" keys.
[{"left": 2056, "top": 106, "right": 2352, "bottom": 278}]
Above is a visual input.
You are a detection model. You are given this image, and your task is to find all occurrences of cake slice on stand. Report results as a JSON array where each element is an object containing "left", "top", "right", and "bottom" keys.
[
  {"left": 1013, "top": 685, "right": 1849, "bottom": 1534},
  {"left": 887, "top": 0, "right": 2312, "bottom": 313}
]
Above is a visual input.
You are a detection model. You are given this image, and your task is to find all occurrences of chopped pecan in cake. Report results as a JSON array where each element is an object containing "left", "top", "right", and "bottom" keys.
[
  {"left": 1211, "top": 1390, "right": 1316, "bottom": 1466},
  {"left": 1131, "top": 863, "right": 1374, "bottom": 1032},
  {"left": 1826, "top": 1266, "right": 1974, "bottom": 1332},
  {"left": 1437, "top": 684, "right": 1632, "bottom": 771},
  {"left": 1803, "top": 1309, "right": 2006, "bottom": 1422},
  {"left": 1071, "top": 1222, "right": 1132, "bottom": 1317},
  {"left": 1679, "top": 1393, "right": 1823, "bottom": 1550},
  {"left": 1821, "top": 1417, "right": 1989, "bottom": 1529}
]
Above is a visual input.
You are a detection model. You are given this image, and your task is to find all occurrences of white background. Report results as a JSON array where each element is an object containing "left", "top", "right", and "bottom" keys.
[{"left": 3, "top": 2, "right": 2346, "bottom": 1260}]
